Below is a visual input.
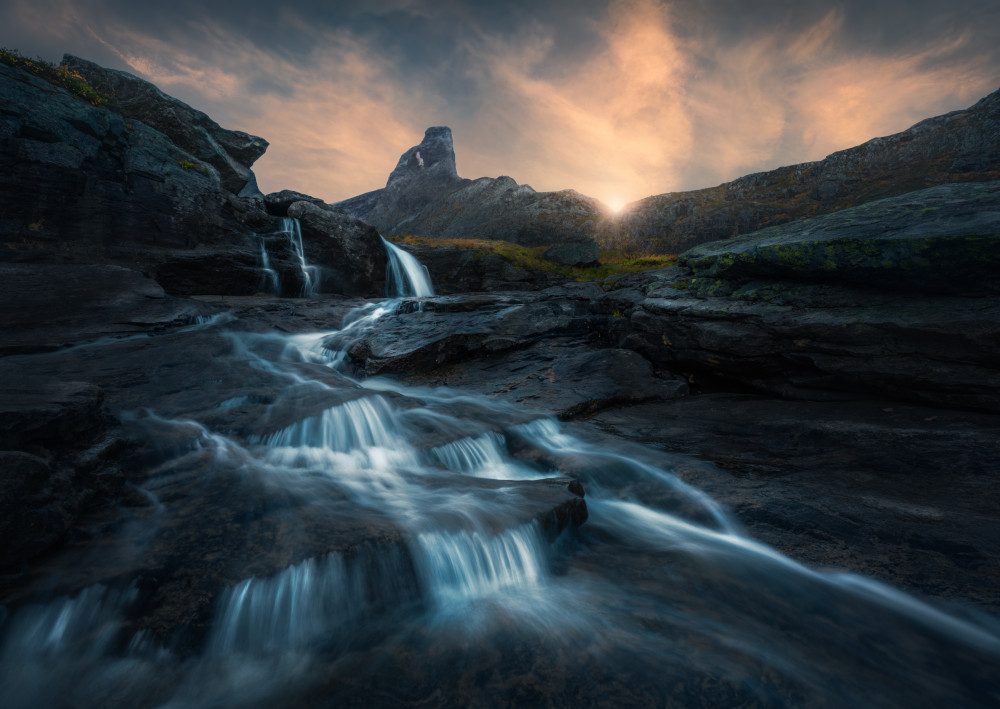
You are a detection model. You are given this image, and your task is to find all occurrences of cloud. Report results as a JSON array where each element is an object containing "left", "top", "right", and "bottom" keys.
[
  {"left": 5, "top": 0, "right": 999, "bottom": 205},
  {"left": 456, "top": 0, "right": 693, "bottom": 207},
  {"left": 453, "top": 0, "right": 1000, "bottom": 203}
]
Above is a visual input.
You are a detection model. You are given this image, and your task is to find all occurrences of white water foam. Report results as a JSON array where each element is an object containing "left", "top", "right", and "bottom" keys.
[
  {"left": 415, "top": 523, "right": 549, "bottom": 606},
  {"left": 382, "top": 237, "right": 434, "bottom": 298}
]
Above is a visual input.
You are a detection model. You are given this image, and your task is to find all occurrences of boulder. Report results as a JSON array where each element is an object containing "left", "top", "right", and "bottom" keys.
[
  {"left": 61, "top": 54, "right": 268, "bottom": 194},
  {"left": 286, "top": 200, "right": 387, "bottom": 296},
  {"left": 264, "top": 189, "right": 328, "bottom": 216}
]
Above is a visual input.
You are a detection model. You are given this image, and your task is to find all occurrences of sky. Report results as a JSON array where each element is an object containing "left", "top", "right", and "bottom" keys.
[{"left": 4, "top": 0, "right": 1000, "bottom": 210}]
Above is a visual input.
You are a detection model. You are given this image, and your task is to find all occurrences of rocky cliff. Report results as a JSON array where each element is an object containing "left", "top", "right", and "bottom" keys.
[{"left": 0, "top": 54, "right": 386, "bottom": 298}]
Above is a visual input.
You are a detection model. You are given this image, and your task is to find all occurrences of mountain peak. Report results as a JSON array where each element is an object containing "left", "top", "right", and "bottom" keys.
[{"left": 386, "top": 126, "right": 459, "bottom": 187}]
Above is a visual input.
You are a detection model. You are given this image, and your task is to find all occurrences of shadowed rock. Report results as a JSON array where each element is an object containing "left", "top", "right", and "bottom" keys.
[
  {"left": 286, "top": 201, "right": 387, "bottom": 296},
  {"left": 61, "top": 54, "right": 267, "bottom": 194}
]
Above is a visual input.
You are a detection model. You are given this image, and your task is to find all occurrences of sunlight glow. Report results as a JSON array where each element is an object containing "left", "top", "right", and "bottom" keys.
[{"left": 606, "top": 197, "right": 627, "bottom": 213}]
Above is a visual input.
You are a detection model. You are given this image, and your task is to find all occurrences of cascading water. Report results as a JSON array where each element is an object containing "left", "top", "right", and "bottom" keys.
[
  {"left": 281, "top": 217, "right": 320, "bottom": 296},
  {"left": 381, "top": 236, "right": 434, "bottom": 298},
  {"left": 258, "top": 239, "right": 279, "bottom": 294},
  {"left": 2, "top": 247, "right": 999, "bottom": 709}
]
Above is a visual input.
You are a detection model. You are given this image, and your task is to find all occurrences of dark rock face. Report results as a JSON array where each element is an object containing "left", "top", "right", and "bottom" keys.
[
  {"left": 0, "top": 57, "right": 390, "bottom": 300},
  {"left": 0, "top": 61, "right": 271, "bottom": 275},
  {"left": 586, "top": 183, "right": 1000, "bottom": 413},
  {"left": 286, "top": 201, "right": 387, "bottom": 296},
  {"left": 0, "top": 379, "right": 125, "bottom": 571},
  {"left": 0, "top": 264, "right": 214, "bottom": 354},
  {"left": 335, "top": 128, "right": 604, "bottom": 251},
  {"left": 601, "top": 86, "right": 1000, "bottom": 253},
  {"left": 61, "top": 55, "right": 268, "bottom": 194},
  {"left": 681, "top": 182, "right": 1000, "bottom": 294}
]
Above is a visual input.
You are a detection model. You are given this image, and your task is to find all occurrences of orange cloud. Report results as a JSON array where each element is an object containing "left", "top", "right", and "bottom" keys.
[{"left": 8, "top": 0, "right": 1000, "bottom": 207}]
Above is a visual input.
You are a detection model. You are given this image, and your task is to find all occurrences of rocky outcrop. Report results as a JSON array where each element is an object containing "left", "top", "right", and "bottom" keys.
[
  {"left": 394, "top": 243, "right": 569, "bottom": 294},
  {"left": 599, "top": 86, "right": 1000, "bottom": 253},
  {"left": 61, "top": 55, "right": 268, "bottom": 195},
  {"left": 590, "top": 181, "right": 1000, "bottom": 413},
  {"left": 342, "top": 288, "right": 688, "bottom": 418},
  {"left": 335, "top": 127, "right": 604, "bottom": 252},
  {"left": 286, "top": 200, "right": 387, "bottom": 297},
  {"left": 0, "top": 57, "right": 391, "bottom": 298},
  {"left": 680, "top": 182, "right": 1000, "bottom": 294}
]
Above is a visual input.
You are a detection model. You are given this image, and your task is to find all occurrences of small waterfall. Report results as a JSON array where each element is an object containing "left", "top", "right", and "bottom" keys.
[
  {"left": 0, "top": 585, "right": 137, "bottom": 662},
  {"left": 207, "top": 547, "right": 417, "bottom": 659},
  {"left": 428, "top": 432, "right": 543, "bottom": 480},
  {"left": 253, "top": 396, "right": 399, "bottom": 453},
  {"left": 415, "top": 523, "right": 549, "bottom": 605},
  {"left": 208, "top": 555, "right": 357, "bottom": 657},
  {"left": 281, "top": 217, "right": 321, "bottom": 297},
  {"left": 258, "top": 240, "right": 279, "bottom": 294},
  {"left": 381, "top": 237, "right": 434, "bottom": 298}
]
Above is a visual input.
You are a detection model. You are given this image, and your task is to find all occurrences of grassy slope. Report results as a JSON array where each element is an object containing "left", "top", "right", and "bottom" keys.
[
  {"left": 0, "top": 48, "right": 112, "bottom": 107},
  {"left": 387, "top": 234, "right": 676, "bottom": 281}
]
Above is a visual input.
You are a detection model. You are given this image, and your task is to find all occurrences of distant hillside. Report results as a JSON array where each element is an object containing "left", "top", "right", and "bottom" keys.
[
  {"left": 599, "top": 87, "right": 1000, "bottom": 254},
  {"left": 339, "top": 88, "right": 1000, "bottom": 255}
]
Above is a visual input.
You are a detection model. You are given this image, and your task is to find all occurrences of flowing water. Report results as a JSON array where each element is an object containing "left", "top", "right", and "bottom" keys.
[
  {"left": 283, "top": 217, "right": 320, "bottom": 296},
  {"left": 1, "top": 245, "right": 998, "bottom": 708}
]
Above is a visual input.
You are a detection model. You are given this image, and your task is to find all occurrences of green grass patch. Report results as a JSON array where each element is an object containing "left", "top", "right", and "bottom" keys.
[
  {"left": 387, "top": 234, "right": 676, "bottom": 281},
  {"left": 1, "top": 48, "right": 112, "bottom": 107}
]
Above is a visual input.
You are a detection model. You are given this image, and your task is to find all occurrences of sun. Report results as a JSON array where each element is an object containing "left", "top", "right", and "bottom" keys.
[{"left": 606, "top": 197, "right": 627, "bottom": 213}]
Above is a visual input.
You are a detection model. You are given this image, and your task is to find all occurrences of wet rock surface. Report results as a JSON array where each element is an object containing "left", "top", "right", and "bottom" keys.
[
  {"left": 0, "top": 295, "right": 590, "bottom": 645},
  {"left": 588, "top": 394, "right": 1000, "bottom": 613}
]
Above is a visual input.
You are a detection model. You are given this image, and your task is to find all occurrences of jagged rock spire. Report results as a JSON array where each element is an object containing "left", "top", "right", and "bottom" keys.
[{"left": 386, "top": 126, "right": 460, "bottom": 187}]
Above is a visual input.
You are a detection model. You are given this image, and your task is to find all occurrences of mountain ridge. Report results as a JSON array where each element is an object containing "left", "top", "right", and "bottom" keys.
[{"left": 337, "top": 86, "right": 1000, "bottom": 255}]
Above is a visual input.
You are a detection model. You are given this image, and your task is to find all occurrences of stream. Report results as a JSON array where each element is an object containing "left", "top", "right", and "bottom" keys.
[{"left": 1, "top": 239, "right": 998, "bottom": 708}]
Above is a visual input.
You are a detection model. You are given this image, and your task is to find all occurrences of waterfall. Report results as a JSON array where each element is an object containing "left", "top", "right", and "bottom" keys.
[
  {"left": 381, "top": 237, "right": 434, "bottom": 298},
  {"left": 258, "top": 240, "right": 279, "bottom": 294},
  {"left": 4, "top": 237, "right": 1000, "bottom": 709},
  {"left": 253, "top": 396, "right": 400, "bottom": 453},
  {"left": 428, "top": 432, "right": 543, "bottom": 480},
  {"left": 281, "top": 217, "right": 321, "bottom": 296},
  {"left": 414, "top": 523, "right": 549, "bottom": 605},
  {"left": 207, "top": 548, "right": 414, "bottom": 657}
]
